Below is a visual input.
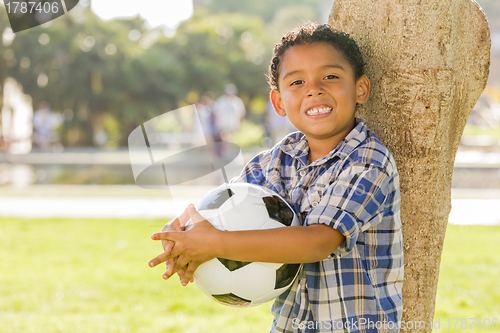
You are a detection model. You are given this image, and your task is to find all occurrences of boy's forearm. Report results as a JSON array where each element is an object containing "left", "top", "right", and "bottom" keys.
[{"left": 215, "top": 224, "right": 345, "bottom": 264}]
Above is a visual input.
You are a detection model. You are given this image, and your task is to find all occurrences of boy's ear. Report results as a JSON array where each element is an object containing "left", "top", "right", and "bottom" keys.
[
  {"left": 356, "top": 75, "right": 371, "bottom": 104},
  {"left": 270, "top": 89, "right": 287, "bottom": 117}
]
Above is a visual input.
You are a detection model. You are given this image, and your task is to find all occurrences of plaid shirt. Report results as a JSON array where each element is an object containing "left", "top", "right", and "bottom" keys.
[{"left": 231, "top": 118, "right": 403, "bottom": 333}]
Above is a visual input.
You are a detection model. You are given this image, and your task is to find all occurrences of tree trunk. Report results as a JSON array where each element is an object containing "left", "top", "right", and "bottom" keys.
[{"left": 328, "top": 0, "right": 490, "bottom": 330}]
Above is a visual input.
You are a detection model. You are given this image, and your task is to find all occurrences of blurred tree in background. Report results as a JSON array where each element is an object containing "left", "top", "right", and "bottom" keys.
[
  {"left": 1, "top": 0, "right": 495, "bottom": 148},
  {"left": 0, "top": 0, "right": 327, "bottom": 147},
  {"left": 198, "top": 0, "right": 324, "bottom": 23}
]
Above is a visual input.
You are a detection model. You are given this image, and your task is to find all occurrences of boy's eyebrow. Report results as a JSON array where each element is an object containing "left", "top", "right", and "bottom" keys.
[
  {"left": 322, "top": 64, "right": 345, "bottom": 71},
  {"left": 282, "top": 64, "right": 346, "bottom": 81}
]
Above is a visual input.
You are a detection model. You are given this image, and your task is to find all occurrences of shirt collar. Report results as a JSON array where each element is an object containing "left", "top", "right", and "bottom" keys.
[{"left": 279, "top": 117, "right": 368, "bottom": 166}]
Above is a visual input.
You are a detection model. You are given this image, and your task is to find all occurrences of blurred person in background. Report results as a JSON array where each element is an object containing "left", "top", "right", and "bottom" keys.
[
  {"left": 196, "top": 93, "right": 217, "bottom": 144},
  {"left": 32, "top": 101, "right": 59, "bottom": 150},
  {"left": 212, "top": 84, "right": 246, "bottom": 157},
  {"left": 265, "top": 99, "right": 297, "bottom": 145},
  {"left": 213, "top": 84, "right": 246, "bottom": 142}
]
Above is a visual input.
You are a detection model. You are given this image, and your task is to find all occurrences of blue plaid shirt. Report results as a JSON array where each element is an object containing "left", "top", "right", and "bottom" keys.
[{"left": 231, "top": 118, "right": 403, "bottom": 333}]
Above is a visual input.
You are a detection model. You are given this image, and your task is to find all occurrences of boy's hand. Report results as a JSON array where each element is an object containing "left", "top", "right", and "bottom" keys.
[
  {"left": 160, "top": 207, "right": 190, "bottom": 281},
  {"left": 149, "top": 204, "right": 221, "bottom": 286}
]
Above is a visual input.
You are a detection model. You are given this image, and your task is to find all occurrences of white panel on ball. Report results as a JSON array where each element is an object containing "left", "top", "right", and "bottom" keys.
[
  {"left": 230, "top": 263, "right": 277, "bottom": 301},
  {"left": 197, "top": 209, "right": 225, "bottom": 230},
  {"left": 197, "top": 208, "right": 219, "bottom": 220},
  {"left": 194, "top": 259, "right": 231, "bottom": 295},
  {"left": 228, "top": 183, "right": 256, "bottom": 196},
  {"left": 252, "top": 284, "right": 294, "bottom": 306},
  {"left": 219, "top": 195, "right": 270, "bottom": 231},
  {"left": 260, "top": 218, "right": 290, "bottom": 230},
  {"left": 256, "top": 262, "right": 283, "bottom": 271}
]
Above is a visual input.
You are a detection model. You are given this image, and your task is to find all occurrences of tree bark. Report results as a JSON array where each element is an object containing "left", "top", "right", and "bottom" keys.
[{"left": 328, "top": 0, "right": 490, "bottom": 330}]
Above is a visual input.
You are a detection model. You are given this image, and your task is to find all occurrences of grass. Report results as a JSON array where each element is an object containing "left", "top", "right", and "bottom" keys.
[
  {"left": 0, "top": 218, "right": 271, "bottom": 333},
  {"left": 463, "top": 124, "right": 500, "bottom": 140},
  {"left": 433, "top": 224, "right": 500, "bottom": 332},
  {"left": 0, "top": 218, "right": 499, "bottom": 333}
]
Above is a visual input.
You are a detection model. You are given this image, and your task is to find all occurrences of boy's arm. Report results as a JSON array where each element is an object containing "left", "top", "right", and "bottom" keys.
[
  {"left": 150, "top": 161, "right": 396, "bottom": 285},
  {"left": 149, "top": 204, "right": 345, "bottom": 286}
]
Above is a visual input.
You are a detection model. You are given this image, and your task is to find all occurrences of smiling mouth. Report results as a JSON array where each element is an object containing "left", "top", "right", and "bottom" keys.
[{"left": 305, "top": 105, "right": 332, "bottom": 116}]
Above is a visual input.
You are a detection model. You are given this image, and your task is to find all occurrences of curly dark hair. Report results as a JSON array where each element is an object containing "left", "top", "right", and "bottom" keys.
[{"left": 267, "top": 22, "right": 365, "bottom": 91}]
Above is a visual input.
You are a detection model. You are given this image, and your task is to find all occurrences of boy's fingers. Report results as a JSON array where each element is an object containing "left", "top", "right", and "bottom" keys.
[
  {"left": 164, "top": 264, "right": 187, "bottom": 282},
  {"left": 149, "top": 252, "right": 169, "bottom": 268},
  {"left": 165, "top": 258, "right": 175, "bottom": 277},
  {"left": 162, "top": 217, "right": 180, "bottom": 233},
  {"left": 161, "top": 213, "right": 188, "bottom": 249},
  {"left": 178, "top": 207, "right": 191, "bottom": 228},
  {"left": 172, "top": 255, "right": 190, "bottom": 273},
  {"left": 163, "top": 265, "right": 180, "bottom": 280},
  {"left": 180, "top": 262, "right": 199, "bottom": 286},
  {"left": 151, "top": 231, "right": 182, "bottom": 242},
  {"left": 149, "top": 247, "right": 180, "bottom": 268},
  {"left": 177, "top": 266, "right": 189, "bottom": 282},
  {"left": 161, "top": 207, "right": 189, "bottom": 234},
  {"left": 187, "top": 204, "right": 207, "bottom": 223},
  {"left": 162, "top": 257, "right": 188, "bottom": 280},
  {"left": 163, "top": 240, "right": 174, "bottom": 254}
]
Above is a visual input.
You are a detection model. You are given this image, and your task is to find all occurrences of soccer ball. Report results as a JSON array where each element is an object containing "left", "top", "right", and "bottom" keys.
[{"left": 189, "top": 183, "right": 302, "bottom": 307}]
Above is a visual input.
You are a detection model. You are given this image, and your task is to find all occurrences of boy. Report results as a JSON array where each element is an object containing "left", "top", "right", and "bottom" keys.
[{"left": 149, "top": 22, "right": 403, "bottom": 333}]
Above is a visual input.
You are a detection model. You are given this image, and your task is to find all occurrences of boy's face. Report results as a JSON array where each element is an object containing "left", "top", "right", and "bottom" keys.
[{"left": 271, "top": 42, "right": 370, "bottom": 144}]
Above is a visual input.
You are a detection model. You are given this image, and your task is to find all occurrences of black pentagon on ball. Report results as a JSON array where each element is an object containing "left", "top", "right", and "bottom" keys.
[
  {"left": 275, "top": 263, "right": 301, "bottom": 289},
  {"left": 217, "top": 258, "right": 252, "bottom": 271},
  {"left": 262, "top": 196, "right": 295, "bottom": 226},
  {"left": 197, "top": 187, "right": 234, "bottom": 210},
  {"left": 212, "top": 293, "right": 252, "bottom": 306}
]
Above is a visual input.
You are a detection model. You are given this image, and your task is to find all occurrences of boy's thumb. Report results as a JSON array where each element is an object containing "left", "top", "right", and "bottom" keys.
[{"left": 187, "top": 204, "right": 206, "bottom": 224}]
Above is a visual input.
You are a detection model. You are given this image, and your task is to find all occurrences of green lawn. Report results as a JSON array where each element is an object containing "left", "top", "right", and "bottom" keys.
[
  {"left": 463, "top": 124, "right": 500, "bottom": 141},
  {"left": 0, "top": 218, "right": 499, "bottom": 333},
  {"left": 0, "top": 218, "right": 271, "bottom": 333},
  {"left": 433, "top": 224, "right": 500, "bottom": 332}
]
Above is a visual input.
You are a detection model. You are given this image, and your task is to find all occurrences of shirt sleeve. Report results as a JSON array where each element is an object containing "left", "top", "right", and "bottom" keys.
[
  {"left": 229, "top": 152, "right": 269, "bottom": 185},
  {"left": 304, "top": 163, "right": 392, "bottom": 257}
]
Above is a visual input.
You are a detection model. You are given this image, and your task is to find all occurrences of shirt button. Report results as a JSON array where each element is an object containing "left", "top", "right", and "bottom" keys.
[
  {"left": 280, "top": 191, "right": 286, "bottom": 197},
  {"left": 299, "top": 170, "right": 306, "bottom": 177},
  {"left": 312, "top": 201, "right": 318, "bottom": 207}
]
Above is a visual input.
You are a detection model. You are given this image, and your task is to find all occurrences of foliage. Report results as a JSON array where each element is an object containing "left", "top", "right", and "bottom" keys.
[
  {"left": 232, "top": 119, "right": 266, "bottom": 148},
  {"left": 0, "top": 2, "right": 293, "bottom": 147},
  {"left": 156, "top": 9, "right": 272, "bottom": 102},
  {"left": 0, "top": 0, "right": 340, "bottom": 147},
  {"left": 198, "top": 0, "right": 324, "bottom": 23},
  {"left": 2, "top": 6, "right": 156, "bottom": 146}
]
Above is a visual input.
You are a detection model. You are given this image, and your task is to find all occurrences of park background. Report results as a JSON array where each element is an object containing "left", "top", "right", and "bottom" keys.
[{"left": 0, "top": 0, "right": 499, "bottom": 332}]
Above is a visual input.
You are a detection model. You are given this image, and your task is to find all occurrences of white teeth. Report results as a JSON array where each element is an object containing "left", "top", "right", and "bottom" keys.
[{"left": 306, "top": 106, "right": 332, "bottom": 115}]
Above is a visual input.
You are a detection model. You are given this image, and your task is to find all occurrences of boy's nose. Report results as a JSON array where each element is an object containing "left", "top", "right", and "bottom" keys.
[
  {"left": 306, "top": 81, "right": 324, "bottom": 97},
  {"left": 307, "top": 90, "right": 324, "bottom": 97}
]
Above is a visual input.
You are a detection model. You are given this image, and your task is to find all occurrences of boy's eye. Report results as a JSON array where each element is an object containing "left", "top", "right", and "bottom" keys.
[
  {"left": 290, "top": 80, "right": 304, "bottom": 86},
  {"left": 324, "top": 74, "right": 339, "bottom": 80}
]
